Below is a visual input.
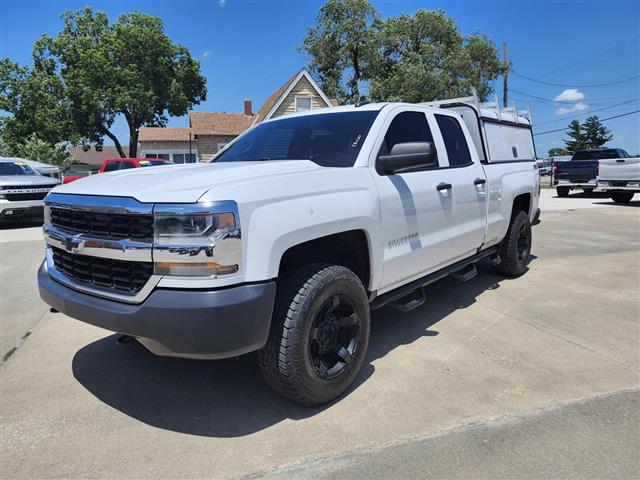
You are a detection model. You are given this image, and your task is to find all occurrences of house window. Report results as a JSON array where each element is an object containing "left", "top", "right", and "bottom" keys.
[
  {"left": 173, "top": 153, "right": 197, "bottom": 164},
  {"left": 295, "top": 96, "right": 312, "bottom": 112}
]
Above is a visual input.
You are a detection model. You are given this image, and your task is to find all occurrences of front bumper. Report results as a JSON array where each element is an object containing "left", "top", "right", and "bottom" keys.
[
  {"left": 38, "top": 262, "right": 276, "bottom": 359},
  {"left": 0, "top": 199, "right": 44, "bottom": 218}
]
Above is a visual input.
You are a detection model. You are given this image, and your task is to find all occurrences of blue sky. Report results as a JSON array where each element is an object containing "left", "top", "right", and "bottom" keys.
[{"left": 1, "top": 0, "right": 639, "bottom": 155}]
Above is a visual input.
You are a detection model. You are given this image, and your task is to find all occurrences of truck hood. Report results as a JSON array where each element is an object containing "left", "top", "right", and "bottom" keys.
[
  {"left": 51, "top": 161, "right": 324, "bottom": 203},
  {"left": 0, "top": 175, "right": 61, "bottom": 188}
]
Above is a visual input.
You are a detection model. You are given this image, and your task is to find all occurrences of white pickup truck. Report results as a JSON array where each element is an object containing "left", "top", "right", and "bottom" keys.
[
  {"left": 596, "top": 155, "right": 639, "bottom": 203},
  {"left": 38, "top": 96, "right": 540, "bottom": 406}
]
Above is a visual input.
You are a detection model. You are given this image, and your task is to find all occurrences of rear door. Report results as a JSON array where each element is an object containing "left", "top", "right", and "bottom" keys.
[
  {"left": 371, "top": 107, "right": 485, "bottom": 292},
  {"left": 432, "top": 112, "right": 488, "bottom": 256}
]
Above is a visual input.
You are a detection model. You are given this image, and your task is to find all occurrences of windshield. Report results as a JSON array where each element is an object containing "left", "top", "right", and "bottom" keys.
[
  {"left": 572, "top": 149, "right": 621, "bottom": 160},
  {"left": 138, "top": 160, "right": 172, "bottom": 167},
  {"left": 215, "top": 111, "right": 380, "bottom": 167},
  {"left": 0, "top": 161, "right": 39, "bottom": 176}
]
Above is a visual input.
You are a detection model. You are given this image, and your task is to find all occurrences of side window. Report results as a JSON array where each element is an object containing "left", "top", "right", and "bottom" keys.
[
  {"left": 435, "top": 115, "right": 472, "bottom": 167},
  {"left": 103, "top": 161, "right": 119, "bottom": 172},
  {"left": 380, "top": 111, "right": 436, "bottom": 163},
  {"left": 118, "top": 162, "right": 136, "bottom": 170}
]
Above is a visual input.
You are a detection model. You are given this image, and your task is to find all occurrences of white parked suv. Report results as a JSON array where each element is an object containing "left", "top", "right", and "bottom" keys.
[{"left": 38, "top": 96, "right": 540, "bottom": 406}]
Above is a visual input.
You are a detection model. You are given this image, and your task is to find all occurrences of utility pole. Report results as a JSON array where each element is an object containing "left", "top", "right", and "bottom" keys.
[{"left": 503, "top": 42, "right": 509, "bottom": 107}]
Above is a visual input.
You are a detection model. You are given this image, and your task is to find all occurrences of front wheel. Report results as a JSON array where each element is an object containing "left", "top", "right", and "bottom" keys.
[
  {"left": 556, "top": 186, "right": 570, "bottom": 197},
  {"left": 258, "top": 264, "right": 370, "bottom": 406},
  {"left": 495, "top": 210, "right": 532, "bottom": 277},
  {"left": 610, "top": 191, "right": 635, "bottom": 203}
]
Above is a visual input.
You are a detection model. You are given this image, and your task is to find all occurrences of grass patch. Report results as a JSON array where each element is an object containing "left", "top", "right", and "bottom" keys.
[{"left": 3, "top": 347, "right": 17, "bottom": 362}]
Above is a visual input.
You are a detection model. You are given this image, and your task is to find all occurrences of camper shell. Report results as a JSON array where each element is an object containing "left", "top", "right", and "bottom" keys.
[{"left": 423, "top": 91, "right": 536, "bottom": 164}]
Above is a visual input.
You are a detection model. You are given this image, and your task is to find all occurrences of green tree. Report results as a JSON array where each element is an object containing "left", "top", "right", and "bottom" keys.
[
  {"left": 548, "top": 147, "right": 569, "bottom": 157},
  {"left": 369, "top": 10, "right": 505, "bottom": 102},
  {"left": 300, "top": 0, "right": 379, "bottom": 103},
  {"left": 11, "top": 133, "right": 75, "bottom": 169},
  {"left": 0, "top": 7, "right": 206, "bottom": 158},
  {"left": 563, "top": 120, "right": 587, "bottom": 153},
  {"left": 582, "top": 115, "right": 613, "bottom": 148}
]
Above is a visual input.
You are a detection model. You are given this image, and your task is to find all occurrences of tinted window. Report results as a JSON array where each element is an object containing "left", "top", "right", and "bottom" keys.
[
  {"left": 118, "top": 162, "right": 136, "bottom": 170},
  {"left": 216, "top": 111, "right": 379, "bottom": 168},
  {"left": 103, "top": 161, "right": 119, "bottom": 172},
  {"left": 0, "top": 161, "right": 38, "bottom": 176},
  {"left": 572, "top": 149, "right": 621, "bottom": 160},
  {"left": 380, "top": 111, "right": 434, "bottom": 158},
  {"left": 435, "top": 115, "right": 472, "bottom": 167}
]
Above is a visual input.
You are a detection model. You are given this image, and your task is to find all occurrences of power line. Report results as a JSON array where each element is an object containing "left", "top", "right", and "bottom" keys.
[
  {"left": 510, "top": 88, "right": 637, "bottom": 106},
  {"left": 533, "top": 110, "right": 640, "bottom": 136},
  {"left": 512, "top": 72, "right": 640, "bottom": 88},
  {"left": 536, "top": 98, "right": 640, "bottom": 126}
]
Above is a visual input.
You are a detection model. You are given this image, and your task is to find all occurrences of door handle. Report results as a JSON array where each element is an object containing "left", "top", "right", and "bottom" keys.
[
  {"left": 474, "top": 178, "right": 486, "bottom": 185},
  {"left": 437, "top": 182, "right": 452, "bottom": 191},
  {"left": 616, "top": 159, "right": 625, "bottom": 163}
]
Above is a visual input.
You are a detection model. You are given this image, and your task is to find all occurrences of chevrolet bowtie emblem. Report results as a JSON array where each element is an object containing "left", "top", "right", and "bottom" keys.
[{"left": 63, "top": 235, "right": 85, "bottom": 253}]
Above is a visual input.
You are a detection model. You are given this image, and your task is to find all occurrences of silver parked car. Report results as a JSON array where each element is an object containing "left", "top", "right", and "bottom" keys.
[{"left": 0, "top": 157, "right": 61, "bottom": 221}]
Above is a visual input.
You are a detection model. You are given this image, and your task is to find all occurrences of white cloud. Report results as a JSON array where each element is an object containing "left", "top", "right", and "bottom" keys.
[
  {"left": 555, "top": 102, "right": 589, "bottom": 115},
  {"left": 553, "top": 88, "right": 585, "bottom": 103},
  {"left": 218, "top": 0, "right": 226, "bottom": 5},
  {"left": 202, "top": 50, "right": 212, "bottom": 58}
]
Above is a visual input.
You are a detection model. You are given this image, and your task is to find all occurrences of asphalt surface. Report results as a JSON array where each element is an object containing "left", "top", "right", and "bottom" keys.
[
  {"left": 257, "top": 389, "right": 640, "bottom": 480},
  {"left": 1, "top": 188, "right": 639, "bottom": 479}
]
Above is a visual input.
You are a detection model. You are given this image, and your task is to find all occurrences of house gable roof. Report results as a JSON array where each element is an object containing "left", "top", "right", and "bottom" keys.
[
  {"left": 139, "top": 127, "right": 193, "bottom": 142},
  {"left": 253, "top": 68, "right": 333, "bottom": 125},
  {"left": 189, "top": 112, "right": 254, "bottom": 136}
]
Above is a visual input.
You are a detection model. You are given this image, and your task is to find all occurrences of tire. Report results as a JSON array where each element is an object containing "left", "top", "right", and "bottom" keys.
[
  {"left": 556, "top": 186, "right": 570, "bottom": 197},
  {"left": 495, "top": 210, "right": 532, "bottom": 277},
  {"left": 258, "top": 263, "right": 370, "bottom": 406},
  {"left": 610, "top": 191, "right": 635, "bottom": 203}
]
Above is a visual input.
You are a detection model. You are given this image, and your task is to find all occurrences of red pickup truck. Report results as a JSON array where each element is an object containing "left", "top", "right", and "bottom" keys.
[
  {"left": 63, "top": 158, "right": 173, "bottom": 184},
  {"left": 99, "top": 158, "right": 173, "bottom": 173}
]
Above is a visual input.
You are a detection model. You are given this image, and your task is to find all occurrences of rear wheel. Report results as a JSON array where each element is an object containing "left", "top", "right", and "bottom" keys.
[
  {"left": 495, "top": 210, "right": 532, "bottom": 277},
  {"left": 556, "top": 186, "right": 570, "bottom": 197},
  {"left": 258, "top": 263, "right": 370, "bottom": 406},
  {"left": 610, "top": 191, "right": 635, "bottom": 203}
]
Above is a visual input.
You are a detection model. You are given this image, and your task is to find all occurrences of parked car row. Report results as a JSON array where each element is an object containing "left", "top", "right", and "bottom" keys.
[
  {"left": 0, "top": 157, "right": 61, "bottom": 221},
  {"left": 1, "top": 157, "right": 173, "bottom": 223},
  {"left": 552, "top": 148, "right": 638, "bottom": 203}
]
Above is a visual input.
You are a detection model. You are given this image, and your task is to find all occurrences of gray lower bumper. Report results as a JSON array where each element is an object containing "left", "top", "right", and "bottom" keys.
[{"left": 38, "top": 262, "right": 276, "bottom": 359}]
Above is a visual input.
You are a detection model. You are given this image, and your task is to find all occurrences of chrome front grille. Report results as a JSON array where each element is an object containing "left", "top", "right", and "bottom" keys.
[
  {"left": 51, "top": 246, "right": 153, "bottom": 293},
  {"left": 50, "top": 207, "right": 154, "bottom": 240},
  {"left": 44, "top": 193, "right": 159, "bottom": 303}
]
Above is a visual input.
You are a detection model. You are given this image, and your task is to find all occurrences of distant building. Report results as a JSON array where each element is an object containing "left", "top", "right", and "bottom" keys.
[
  {"left": 138, "top": 68, "right": 336, "bottom": 163},
  {"left": 69, "top": 146, "right": 130, "bottom": 165}
]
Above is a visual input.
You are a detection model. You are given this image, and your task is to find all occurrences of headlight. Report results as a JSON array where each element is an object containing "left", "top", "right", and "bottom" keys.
[{"left": 153, "top": 203, "right": 241, "bottom": 277}]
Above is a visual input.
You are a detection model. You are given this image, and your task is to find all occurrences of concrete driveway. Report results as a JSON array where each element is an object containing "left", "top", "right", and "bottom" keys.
[{"left": 1, "top": 190, "right": 639, "bottom": 478}]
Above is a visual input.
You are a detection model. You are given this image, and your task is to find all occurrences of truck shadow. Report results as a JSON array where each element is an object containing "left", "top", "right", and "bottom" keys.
[{"left": 72, "top": 262, "right": 513, "bottom": 438}]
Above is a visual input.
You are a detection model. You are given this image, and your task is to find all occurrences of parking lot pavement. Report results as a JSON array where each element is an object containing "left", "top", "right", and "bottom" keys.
[
  {"left": 0, "top": 222, "right": 47, "bottom": 358},
  {"left": 1, "top": 204, "right": 639, "bottom": 479},
  {"left": 539, "top": 186, "right": 640, "bottom": 211}
]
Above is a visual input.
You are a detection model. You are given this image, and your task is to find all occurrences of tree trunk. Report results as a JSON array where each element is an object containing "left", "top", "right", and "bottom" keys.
[
  {"left": 102, "top": 129, "right": 126, "bottom": 158},
  {"left": 351, "top": 48, "right": 361, "bottom": 102},
  {"left": 129, "top": 128, "right": 139, "bottom": 158}
]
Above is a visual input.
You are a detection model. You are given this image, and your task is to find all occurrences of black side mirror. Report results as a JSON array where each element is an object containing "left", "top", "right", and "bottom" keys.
[{"left": 377, "top": 141, "right": 438, "bottom": 175}]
